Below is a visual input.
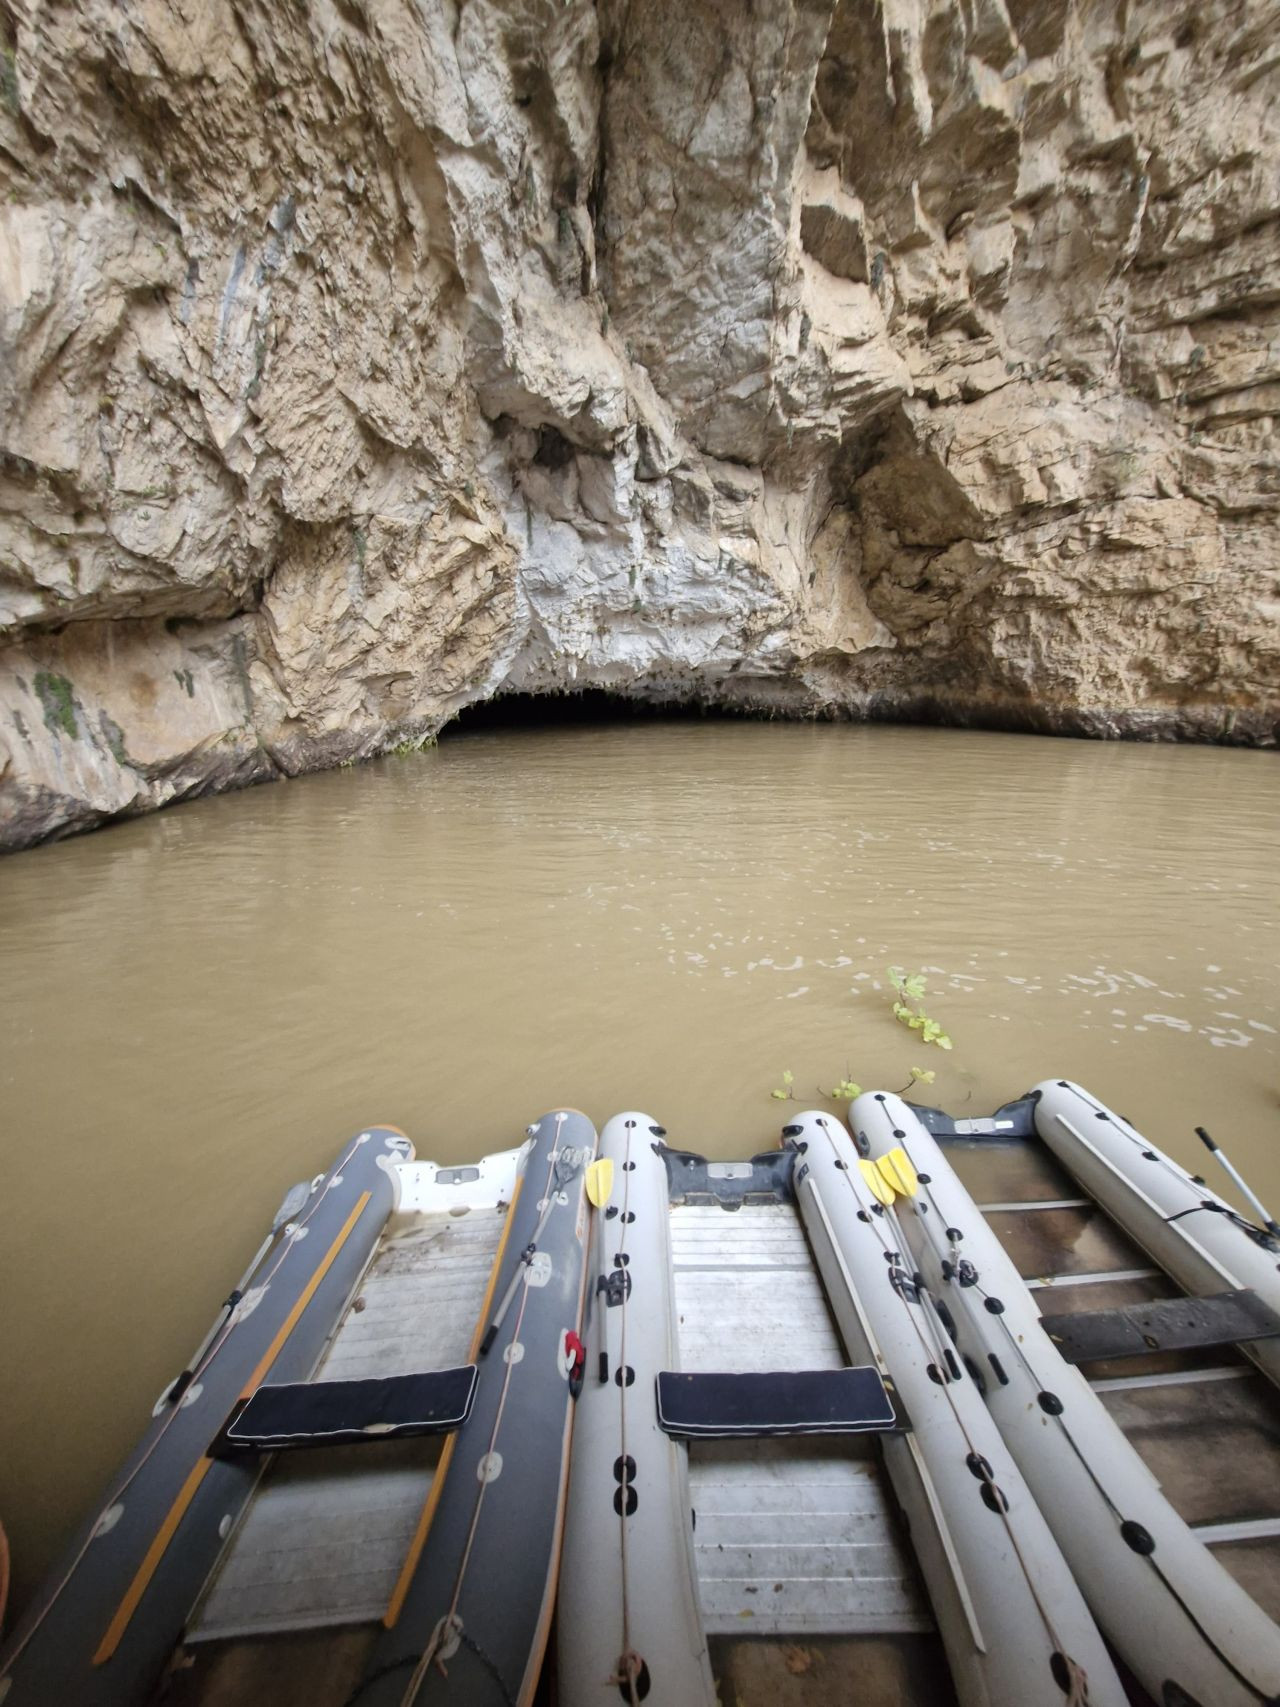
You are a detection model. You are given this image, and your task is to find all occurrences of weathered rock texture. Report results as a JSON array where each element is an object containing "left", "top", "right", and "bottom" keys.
[{"left": 1, "top": 0, "right": 1277, "bottom": 846}]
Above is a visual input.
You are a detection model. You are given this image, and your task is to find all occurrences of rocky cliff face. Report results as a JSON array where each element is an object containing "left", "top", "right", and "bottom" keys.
[{"left": 2, "top": 0, "right": 1277, "bottom": 846}]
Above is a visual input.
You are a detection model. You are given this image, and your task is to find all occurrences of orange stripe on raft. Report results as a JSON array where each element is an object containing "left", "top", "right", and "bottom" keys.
[
  {"left": 383, "top": 1172, "right": 526, "bottom": 1629},
  {"left": 93, "top": 1188, "right": 374, "bottom": 1665},
  {"left": 518, "top": 1180, "right": 593, "bottom": 1707},
  {"left": 239, "top": 1191, "right": 374, "bottom": 1400}
]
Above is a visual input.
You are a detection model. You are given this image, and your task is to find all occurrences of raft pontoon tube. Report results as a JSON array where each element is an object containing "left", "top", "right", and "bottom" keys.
[
  {"left": 558, "top": 1113, "right": 717, "bottom": 1707},
  {"left": 1033, "top": 1079, "right": 1280, "bottom": 1390},
  {"left": 853, "top": 1090, "right": 1280, "bottom": 1707},
  {"left": 559, "top": 1113, "right": 901, "bottom": 1706},
  {"left": 0, "top": 1126, "right": 413, "bottom": 1707},
  {"left": 788, "top": 1109, "right": 1128, "bottom": 1707},
  {"left": 355, "top": 1108, "right": 597, "bottom": 1707}
]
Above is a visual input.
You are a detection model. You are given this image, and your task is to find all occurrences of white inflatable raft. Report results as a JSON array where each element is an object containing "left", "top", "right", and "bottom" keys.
[
  {"left": 789, "top": 1111, "right": 1126, "bottom": 1707},
  {"left": 1033, "top": 1079, "right": 1280, "bottom": 1390},
  {"left": 558, "top": 1113, "right": 716, "bottom": 1706},
  {"left": 854, "top": 1089, "right": 1280, "bottom": 1707}
]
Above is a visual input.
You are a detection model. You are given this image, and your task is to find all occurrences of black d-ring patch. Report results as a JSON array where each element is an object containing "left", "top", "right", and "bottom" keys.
[{"left": 616, "top": 1658, "right": 651, "bottom": 1700}]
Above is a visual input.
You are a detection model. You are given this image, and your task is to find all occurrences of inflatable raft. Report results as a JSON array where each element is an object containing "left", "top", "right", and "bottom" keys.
[
  {"left": 558, "top": 1113, "right": 716, "bottom": 1707},
  {"left": 0, "top": 1125, "right": 410, "bottom": 1707},
  {"left": 788, "top": 1110, "right": 1126, "bottom": 1707},
  {"left": 853, "top": 1090, "right": 1280, "bottom": 1707},
  {"left": 1034, "top": 1079, "right": 1280, "bottom": 1390},
  {"left": 0, "top": 1110, "right": 598, "bottom": 1707}
]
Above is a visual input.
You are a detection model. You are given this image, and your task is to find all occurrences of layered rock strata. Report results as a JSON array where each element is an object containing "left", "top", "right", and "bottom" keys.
[{"left": 1, "top": 0, "right": 1277, "bottom": 846}]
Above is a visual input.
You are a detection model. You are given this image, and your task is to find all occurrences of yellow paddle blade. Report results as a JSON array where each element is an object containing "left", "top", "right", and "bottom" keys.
[
  {"left": 878, "top": 1146, "right": 919, "bottom": 1199},
  {"left": 585, "top": 1158, "right": 614, "bottom": 1208},
  {"left": 858, "top": 1157, "right": 895, "bottom": 1207}
]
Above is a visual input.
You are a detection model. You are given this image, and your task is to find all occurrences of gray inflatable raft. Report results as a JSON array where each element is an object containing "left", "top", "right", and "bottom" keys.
[
  {"left": 855, "top": 1090, "right": 1280, "bottom": 1707},
  {"left": 0, "top": 1126, "right": 412, "bottom": 1707},
  {"left": 355, "top": 1108, "right": 597, "bottom": 1707}
]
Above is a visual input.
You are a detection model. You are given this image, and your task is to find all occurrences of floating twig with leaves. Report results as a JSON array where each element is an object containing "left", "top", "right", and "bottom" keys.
[
  {"left": 888, "top": 967, "right": 953, "bottom": 1050},
  {"left": 766, "top": 964, "right": 954, "bottom": 1106}
]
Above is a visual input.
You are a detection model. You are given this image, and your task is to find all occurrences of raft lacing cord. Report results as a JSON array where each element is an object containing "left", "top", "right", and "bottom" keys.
[
  {"left": 911, "top": 1160, "right": 1275, "bottom": 1702},
  {"left": 0, "top": 1132, "right": 372, "bottom": 1681},
  {"left": 811, "top": 1120, "right": 1092, "bottom": 1706},
  {"left": 609, "top": 1122, "right": 644, "bottom": 1703},
  {"left": 398, "top": 1119, "right": 566, "bottom": 1707},
  {"left": 1164, "top": 1199, "right": 1274, "bottom": 1241},
  {"left": 347, "top": 1630, "right": 516, "bottom": 1707}
]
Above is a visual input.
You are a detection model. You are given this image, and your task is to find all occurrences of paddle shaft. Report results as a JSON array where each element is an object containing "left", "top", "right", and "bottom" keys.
[
  {"left": 1197, "top": 1126, "right": 1280, "bottom": 1236},
  {"left": 478, "top": 1157, "right": 575, "bottom": 1354}
]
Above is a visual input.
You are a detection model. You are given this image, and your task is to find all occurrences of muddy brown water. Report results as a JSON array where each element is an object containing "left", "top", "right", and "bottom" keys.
[{"left": 1, "top": 720, "right": 1277, "bottom": 1618}]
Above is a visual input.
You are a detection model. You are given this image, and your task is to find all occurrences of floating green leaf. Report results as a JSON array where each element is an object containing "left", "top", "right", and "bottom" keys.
[{"left": 888, "top": 967, "right": 953, "bottom": 1051}]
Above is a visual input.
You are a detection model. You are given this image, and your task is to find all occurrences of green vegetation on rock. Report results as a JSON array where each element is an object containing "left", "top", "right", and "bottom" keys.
[
  {"left": 34, "top": 671, "right": 78, "bottom": 740},
  {"left": 1, "top": 46, "right": 18, "bottom": 118},
  {"left": 99, "top": 713, "right": 129, "bottom": 767}
]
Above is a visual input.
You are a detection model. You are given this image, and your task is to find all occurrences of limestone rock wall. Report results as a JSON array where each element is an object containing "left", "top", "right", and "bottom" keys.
[{"left": 1, "top": 0, "right": 1276, "bottom": 846}]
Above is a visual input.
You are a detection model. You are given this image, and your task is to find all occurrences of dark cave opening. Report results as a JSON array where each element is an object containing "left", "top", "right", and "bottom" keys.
[{"left": 442, "top": 689, "right": 758, "bottom": 736}]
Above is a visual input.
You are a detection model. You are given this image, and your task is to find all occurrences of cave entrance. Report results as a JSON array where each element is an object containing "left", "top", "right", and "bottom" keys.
[{"left": 442, "top": 689, "right": 749, "bottom": 736}]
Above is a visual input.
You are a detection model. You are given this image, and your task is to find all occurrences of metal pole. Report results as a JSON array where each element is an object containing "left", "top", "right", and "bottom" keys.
[{"left": 1196, "top": 1127, "right": 1280, "bottom": 1236}]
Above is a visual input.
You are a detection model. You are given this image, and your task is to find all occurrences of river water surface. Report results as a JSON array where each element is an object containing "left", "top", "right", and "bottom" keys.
[{"left": 1, "top": 720, "right": 1277, "bottom": 1613}]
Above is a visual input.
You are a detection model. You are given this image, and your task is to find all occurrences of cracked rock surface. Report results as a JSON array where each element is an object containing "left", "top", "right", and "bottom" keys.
[{"left": 1, "top": 0, "right": 1277, "bottom": 847}]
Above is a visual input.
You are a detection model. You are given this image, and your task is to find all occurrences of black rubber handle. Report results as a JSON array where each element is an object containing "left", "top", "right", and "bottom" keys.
[{"left": 166, "top": 1369, "right": 194, "bottom": 1405}]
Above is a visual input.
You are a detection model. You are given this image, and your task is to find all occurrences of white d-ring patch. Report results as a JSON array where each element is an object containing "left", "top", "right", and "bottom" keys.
[
  {"left": 93, "top": 1503, "right": 125, "bottom": 1539},
  {"left": 525, "top": 1252, "right": 553, "bottom": 1288},
  {"left": 477, "top": 1451, "right": 503, "bottom": 1483},
  {"left": 503, "top": 1341, "right": 525, "bottom": 1365}
]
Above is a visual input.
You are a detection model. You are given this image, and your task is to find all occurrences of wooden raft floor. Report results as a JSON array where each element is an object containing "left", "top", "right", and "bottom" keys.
[
  {"left": 671, "top": 1201, "right": 931, "bottom": 1638},
  {"left": 187, "top": 1207, "right": 506, "bottom": 1642}
]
